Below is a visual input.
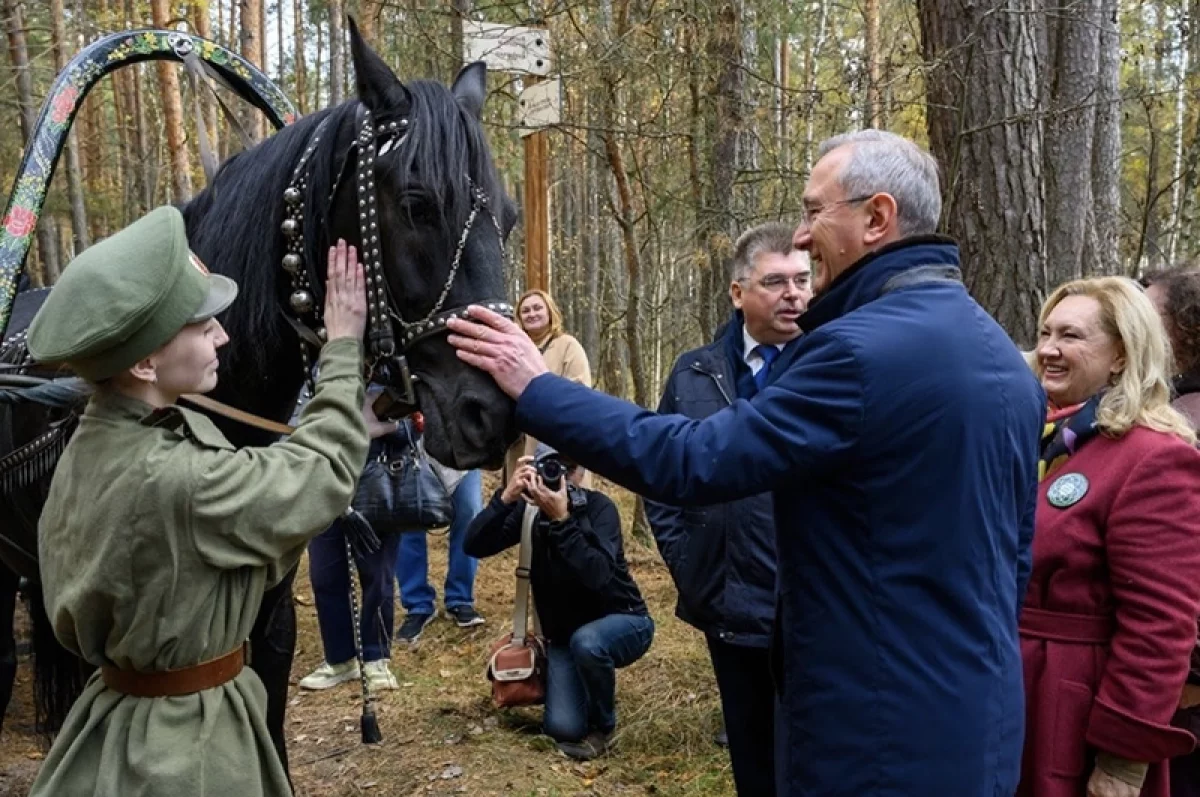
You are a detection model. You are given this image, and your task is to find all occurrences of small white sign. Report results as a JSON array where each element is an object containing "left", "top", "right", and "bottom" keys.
[
  {"left": 464, "top": 21, "right": 552, "bottom": 76},
  {"left": 518, "top": 77, "right": 562, "bottom": 136}
]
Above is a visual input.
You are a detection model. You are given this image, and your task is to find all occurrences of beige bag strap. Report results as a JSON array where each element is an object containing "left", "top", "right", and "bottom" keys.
[{"left": 511, "top": 504, "right": 538, "bottom": 644}]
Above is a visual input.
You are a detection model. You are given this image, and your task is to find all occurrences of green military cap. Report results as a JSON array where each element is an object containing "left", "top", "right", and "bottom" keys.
[{"left": 27, "top": 205, "right": 238, "bottom": 381}]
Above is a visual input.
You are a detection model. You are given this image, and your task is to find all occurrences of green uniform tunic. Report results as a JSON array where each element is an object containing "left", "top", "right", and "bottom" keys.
[{"left": 28, "top": 337, "right": 368, "bottom": 797}]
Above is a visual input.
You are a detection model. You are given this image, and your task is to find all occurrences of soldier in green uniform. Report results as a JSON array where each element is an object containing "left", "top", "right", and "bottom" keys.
[{"left": 24, "top": 205, "right": 370, "bottom": 797}]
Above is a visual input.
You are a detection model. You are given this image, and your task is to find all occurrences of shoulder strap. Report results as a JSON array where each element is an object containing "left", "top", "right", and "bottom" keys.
[{"left": 511, "top": 503, "right": 538, "bottom": 643}]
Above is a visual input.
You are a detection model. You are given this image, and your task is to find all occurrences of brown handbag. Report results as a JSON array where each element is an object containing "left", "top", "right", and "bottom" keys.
[{"left": 486, "top": 503, "right": 547, "bottom": 707}]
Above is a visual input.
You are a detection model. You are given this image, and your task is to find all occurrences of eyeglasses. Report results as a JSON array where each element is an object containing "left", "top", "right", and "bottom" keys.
[
  {"left": 802, "top": 195, "right": 875, "bottom": 225},
  {"left": 741, "top": 273, "right": 811, "bottom": 292}
]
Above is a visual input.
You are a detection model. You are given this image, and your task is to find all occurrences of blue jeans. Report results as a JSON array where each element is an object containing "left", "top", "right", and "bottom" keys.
[
  {"left": 308, "top": 517, "right": 402, "bottom": 664},
  {"left": 396, "top": 470, "right": 482, "bottom": 614},
  {"left": 543, "top": 614, "right": 655, "bottom": 741}
]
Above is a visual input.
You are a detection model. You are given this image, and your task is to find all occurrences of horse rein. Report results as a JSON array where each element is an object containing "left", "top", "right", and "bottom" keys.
[{"left": 278, "top": 103, "right": 513, "bottom": 406}]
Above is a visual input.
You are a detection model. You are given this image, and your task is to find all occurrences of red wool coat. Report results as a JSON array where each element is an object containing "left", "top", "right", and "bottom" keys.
[{"left": 1019, "top": 426, "right": 1200, "bottom": 797}]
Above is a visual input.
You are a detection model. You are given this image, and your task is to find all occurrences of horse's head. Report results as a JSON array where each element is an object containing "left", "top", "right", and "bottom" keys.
[{"left": 326, "top": 21, "right": 520, "bottom": 470}]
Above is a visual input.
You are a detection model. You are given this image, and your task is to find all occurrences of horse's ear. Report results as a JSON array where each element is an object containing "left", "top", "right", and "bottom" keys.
[
  {"left": 347, "top": 14, "right": 411, "bottom": 114},
  {"left": 451, "top": 62, "right": 488, "bottom": 119}
]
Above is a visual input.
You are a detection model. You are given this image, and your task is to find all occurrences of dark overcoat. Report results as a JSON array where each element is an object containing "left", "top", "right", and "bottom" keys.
[{"left": 514, "top": 237, "right": 1045, "bottom": 796}]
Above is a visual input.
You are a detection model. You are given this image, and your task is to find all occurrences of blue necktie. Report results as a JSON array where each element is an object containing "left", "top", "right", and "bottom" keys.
[{"left": 752, "top": 344, "right": 780, "bottom": 392}]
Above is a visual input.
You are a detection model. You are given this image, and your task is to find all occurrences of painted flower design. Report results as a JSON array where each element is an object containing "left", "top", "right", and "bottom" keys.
[
  {"left": 4, "top": 206, "right": 36, "bottom": 238},
  {"left": 50, "top": 86, "right": 79, "bottom": 124}
]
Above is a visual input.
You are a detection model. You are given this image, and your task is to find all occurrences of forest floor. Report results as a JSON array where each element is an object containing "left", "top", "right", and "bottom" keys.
[{"left": 0, "top": 481, "right": 736, "bottom": 796}]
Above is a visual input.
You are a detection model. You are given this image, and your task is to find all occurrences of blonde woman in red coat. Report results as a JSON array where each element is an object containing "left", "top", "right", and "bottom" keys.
[{"left": 1020, "top": 277, "right": 1200, "bottom": 797}]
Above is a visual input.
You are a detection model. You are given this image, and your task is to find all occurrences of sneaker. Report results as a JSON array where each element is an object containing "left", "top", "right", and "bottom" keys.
[
  {"left": 396, "top": 612, "right": 435, "bottom": 645},
  {"left": 555, "top": 730, "right": 613, "bottom": 761},
  {"left": 298, "top": 659, "right": 360, "bottom": 691},
  {"left": 446, "top": 606, "right": 486, "bottom": 628},
  {"left": 363, "top": 659, "right": 399, "bottom": 691}
]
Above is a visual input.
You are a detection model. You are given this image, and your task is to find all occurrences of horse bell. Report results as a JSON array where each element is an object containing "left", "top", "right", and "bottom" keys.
[{"left": 289, "top": 290, "right": 314, "bottom": 314}]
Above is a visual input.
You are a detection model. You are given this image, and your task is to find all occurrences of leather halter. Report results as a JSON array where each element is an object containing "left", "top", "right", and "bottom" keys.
[{"left": 278, "top": 104, "right": 513, "bottom": 404}]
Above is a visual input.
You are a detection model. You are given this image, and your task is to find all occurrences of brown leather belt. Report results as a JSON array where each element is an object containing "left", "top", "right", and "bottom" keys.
[
  {"left": 101, "top": 645, "right": 245, "bottom": 698},
  {"left": 1019, "top": 606, "right": 1114, "bottom": 644}
]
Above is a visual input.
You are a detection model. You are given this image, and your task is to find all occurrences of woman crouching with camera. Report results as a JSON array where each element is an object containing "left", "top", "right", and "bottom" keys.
[{"left": 464, "top": 445, "right": 653, "bottom": 760}]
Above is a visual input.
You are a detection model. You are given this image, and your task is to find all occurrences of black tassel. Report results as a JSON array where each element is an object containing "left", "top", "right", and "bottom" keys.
[
  {"left": 361, "top": 703, "right": 382, "bottom": 744},
  {"left": 341, "top": 507, "right": 381, "bottom": 558}
]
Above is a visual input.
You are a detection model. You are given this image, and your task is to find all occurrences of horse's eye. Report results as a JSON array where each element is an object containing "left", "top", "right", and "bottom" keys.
[{"left": 397, "top": 193, "right": 437, "bottom": 225}]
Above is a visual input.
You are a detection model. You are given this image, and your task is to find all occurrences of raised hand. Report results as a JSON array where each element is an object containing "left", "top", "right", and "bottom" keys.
[{"left": 323, "top": 239, "right": 367, "bottom": 342}]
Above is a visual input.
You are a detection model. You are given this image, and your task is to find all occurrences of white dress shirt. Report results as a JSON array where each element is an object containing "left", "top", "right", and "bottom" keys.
[{"left": 742, "top": 327, "right": 785, "bottom": 376}]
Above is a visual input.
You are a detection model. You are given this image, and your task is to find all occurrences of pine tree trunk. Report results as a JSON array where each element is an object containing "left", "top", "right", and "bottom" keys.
[
  {"left": 50, "top": 0, "right": 90, "bottom": 252},
  {"left": 150, "top": 0, "right": 193, "bottom": 203},
  {"left": 603, "top": 0, "right": 649, "bottom": 408},
  {"left": 1042, "top": 0, "right": 1103, "bottom": 285},
  {"left": 706, "top": 0, "right": 745, "bottom": 338},
  {"left": 864, "top": 0, "right": 882, "bottom": 127},
  {"left": 192, "top": 0, "right": 219, "bottom": 157},
  {"left": 292, "top": 0, "right": 305, "bottom": 113},
  {"left": 3, "top": 0, "right": 59, "bottom": 283},
  {"left": 920, "top": 0, "right": 1046, "bottom": 347},
  {"left": 1084, "top": 0, "right": 1121, "bottom": 274},
  {"left": 80, "top": 0, "right": 107, "bottom": 238},
  {"left": 238, "top": 0, "right": 264, "bottom": 140},
  {"left": 329, "top": 0, "right": 344, "bottom": 104},
  {"left": 314, "top": 17, "right": 323, "bottom": 108}
]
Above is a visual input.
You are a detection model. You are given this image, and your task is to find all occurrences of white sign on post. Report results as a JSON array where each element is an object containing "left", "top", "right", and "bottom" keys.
[
  {"left": 518, "top": 77, "right": 562, "bottom": 137},
  {"left": 463, "top": 21, "right": 552, "bottom": 76}
]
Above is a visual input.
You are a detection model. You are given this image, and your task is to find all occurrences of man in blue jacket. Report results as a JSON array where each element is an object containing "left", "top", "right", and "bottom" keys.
[
  {"left": 447, "top": 130, "right": 1044, "bottom": 796},
  {"left": 646, "top": 221, "right": 810, "bottom": 796}
]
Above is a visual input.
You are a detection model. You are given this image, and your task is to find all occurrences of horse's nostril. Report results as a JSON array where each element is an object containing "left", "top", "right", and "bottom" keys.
[{"left": 461, "top": 397, "right": 486, "bottom": 428}]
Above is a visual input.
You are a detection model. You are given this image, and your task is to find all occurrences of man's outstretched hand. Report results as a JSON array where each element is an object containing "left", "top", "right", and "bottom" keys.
[{"left": 446, "top": 305, "right": 548, "bottom": 399}]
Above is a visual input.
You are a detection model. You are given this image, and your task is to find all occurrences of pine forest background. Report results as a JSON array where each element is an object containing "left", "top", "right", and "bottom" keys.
[{"left": 0, "top": 0, "right": 1193, "bottom": 404}]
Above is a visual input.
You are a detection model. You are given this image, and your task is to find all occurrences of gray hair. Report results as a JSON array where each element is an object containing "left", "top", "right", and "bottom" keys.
[
  {"left": 816, "top": 130, "right": 942, "bottom": 236},
  {"left": 730, "top": 222, "right": 797, "bottom": 281}
]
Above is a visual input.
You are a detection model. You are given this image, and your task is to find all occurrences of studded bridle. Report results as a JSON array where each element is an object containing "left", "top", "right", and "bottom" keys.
[{"left": 278, "top": 103, "right": 513, "bottom": 408}]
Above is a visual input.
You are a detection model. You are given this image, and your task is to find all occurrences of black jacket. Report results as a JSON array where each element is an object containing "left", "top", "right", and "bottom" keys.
[
  {"left": 643, "top": 313, "right": 778, "bottom": 647},
  {"left": 464, "top": 487, "right": 648, "bottom": 643}
]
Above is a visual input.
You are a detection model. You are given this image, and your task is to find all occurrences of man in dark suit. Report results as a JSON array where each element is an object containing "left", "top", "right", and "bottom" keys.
[{"left": 645, "top": 222, "right": 809, "bottom": 795}]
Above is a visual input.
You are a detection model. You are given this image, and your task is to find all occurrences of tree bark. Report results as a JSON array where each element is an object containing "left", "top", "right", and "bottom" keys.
[
  {"left": 920, "top": 0, "right": 1046, "bottom": 347},
  {"left": 329, "top": 0, "right": 344, "bottom": 105},
  {"left": 314, "top": 15, "right": 323, "bottom": 109},
  {"left": 602, "top": 0, "right": 649, "bottom": 408},
  {"left": 192, "top": 0, "right": 219, "bottom": 157},
  {"left": 1041, "top": 0, "right": 1103, "bottom": 285},
  {"left": 78, "top": 0, "right": 106, "bottom": 240},
  {"left": 864, "top": 0, "right": 882, "bottom": 127},
  {"left": 1084, "top": 0, "right": 1121, "bottom": 274},
  {"left": 238, "top": 0, "right": 264, "bottom": 140},
  {"left": 50, "top": 0, "right": 90, "bottom": 253},
  {"left": 3, "top": 0, "right": 60, "bottom": 283},
  {"left": 292, "top": 0, "right": 305, "bottom": 113},
  {"left": 704, "top": 0, "right": 746, "bottom": 339},
  {"left": 150, "top": 0, "right": 193, "bottom": 203}
]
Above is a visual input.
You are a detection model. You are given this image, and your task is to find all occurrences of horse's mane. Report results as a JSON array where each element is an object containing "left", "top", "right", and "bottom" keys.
[
  {"left": 183, "top": 79, "right": 505, "bottom": 375},
  {"left": 182, "top": 108, "right": 338, "bottom": 373}
]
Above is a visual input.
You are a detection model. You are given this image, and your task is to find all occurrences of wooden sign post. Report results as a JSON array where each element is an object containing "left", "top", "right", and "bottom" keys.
[
  {"left": 522, "top": 75, "right": 550, "bottom": 292},
  {"left": 463, "top": 21, "right": 556, "bottom": 293}
]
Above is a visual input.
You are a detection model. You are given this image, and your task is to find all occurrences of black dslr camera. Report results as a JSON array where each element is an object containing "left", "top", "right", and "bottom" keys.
[
  {"left": 535, "top": 454, "right": 569, "bottom": 492},
  {"left": 533, "top": 450, "right": 588, "bottom": 512}
]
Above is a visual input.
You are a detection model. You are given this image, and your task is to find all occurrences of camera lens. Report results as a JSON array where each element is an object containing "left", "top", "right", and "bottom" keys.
[{"left": 538, "top": 458, "right": 564, "bottom": 491}]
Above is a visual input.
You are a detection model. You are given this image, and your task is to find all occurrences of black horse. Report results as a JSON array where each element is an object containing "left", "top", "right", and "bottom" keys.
[{"left": 0, "top": 20, "right": 519, "bottom": 773}]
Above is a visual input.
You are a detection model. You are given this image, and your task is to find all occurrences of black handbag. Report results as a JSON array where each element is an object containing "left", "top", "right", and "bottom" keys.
[{"left": 351, "top": 422, "right": 454, "bottom": 533}]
